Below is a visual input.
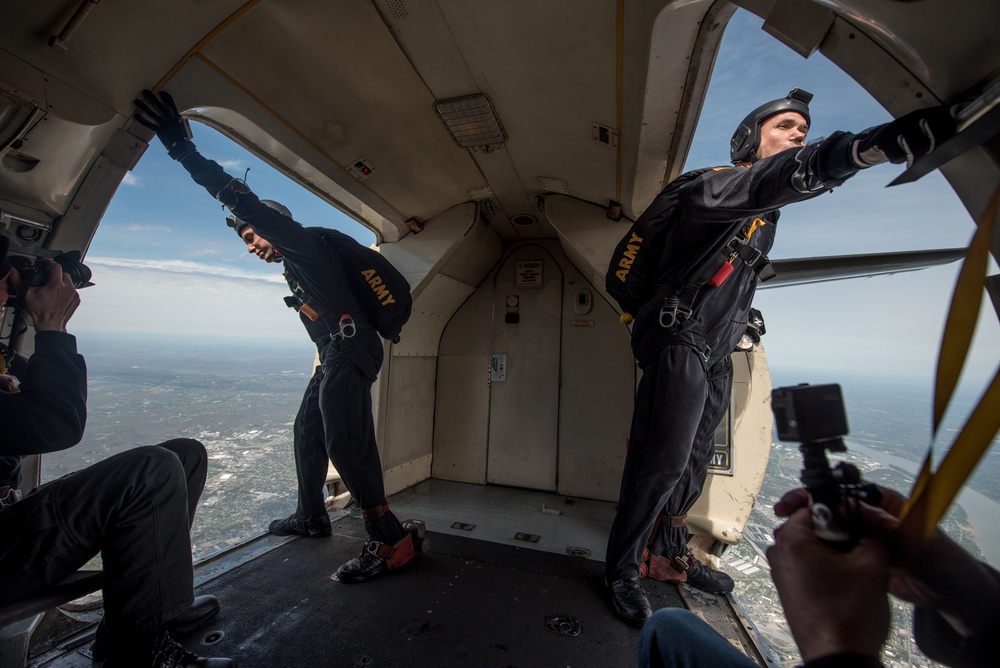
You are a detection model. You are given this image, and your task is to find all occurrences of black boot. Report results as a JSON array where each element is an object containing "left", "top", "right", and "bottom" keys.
[
  {"left": 92, "top": 596, "right": 222, "bottom": 665},
  {"left": 605, "top": 573, "right": 652, "bottom": 627},
  {"left": 335, "top": 541, "right": 388, "bottom": 583},
  {"left": 268, "top": 512, "right": 332, "bottom": 537},
  {"left": 680, "top": 552, "right": 734, "bottom": 595},
  {"left": 167, "top": 595, "right": 221, "bottom": 635},
  {"left": 102, "top": 626, "right": 236, "bottom": 667}
]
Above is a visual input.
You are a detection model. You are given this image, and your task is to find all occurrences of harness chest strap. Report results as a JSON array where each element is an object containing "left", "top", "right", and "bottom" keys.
[
  {"left": 282, "top": 266, "right": 366, "bottom": 338},
  {"left": 660, "top": 218, "right": 775, "bottom": 329}
]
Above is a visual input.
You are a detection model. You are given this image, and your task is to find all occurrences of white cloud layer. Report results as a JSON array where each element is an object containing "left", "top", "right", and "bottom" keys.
[
  {"left": 86, "top": 256, "right": 286, "bottom": 283},
  {"left": 71, "top": 263, "right": 304, "bottom": 342}
]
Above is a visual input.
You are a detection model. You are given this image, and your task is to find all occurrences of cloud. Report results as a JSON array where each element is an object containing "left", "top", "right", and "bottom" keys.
[
  {"left": 123, "top": 223, "right": 172, "bottom": 233},
  {"left": 218, "top": 159, "right": 246, "bottom": 171},
  {"left": 121, "top": 173, "right": 140, "bottom": 187},
  {"left": 85, "top": 256, "right": 286, "bottom": 283},
  {"left": 71, "top": 263, "right": 304, "bottom": 342}
]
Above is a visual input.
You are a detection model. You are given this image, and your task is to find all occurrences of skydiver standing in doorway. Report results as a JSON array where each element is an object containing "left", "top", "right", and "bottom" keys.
[
  {"left": 135, "top": 90, "right": 416, "bottom": 584},
  {"left": 603, "top": 89, "right": 956, "bottom": 626}
]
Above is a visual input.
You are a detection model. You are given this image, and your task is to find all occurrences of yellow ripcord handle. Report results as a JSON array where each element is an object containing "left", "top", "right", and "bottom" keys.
[{"left": 898, "top": 182, "right": 1000, "bottom": 541}]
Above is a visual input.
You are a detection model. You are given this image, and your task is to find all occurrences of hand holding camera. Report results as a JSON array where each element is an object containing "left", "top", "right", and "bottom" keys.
[{"left": 23, "top": 259, "right": 81, "bottom": 333}]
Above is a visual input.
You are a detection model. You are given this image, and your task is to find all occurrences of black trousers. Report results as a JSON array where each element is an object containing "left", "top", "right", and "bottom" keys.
[
  {"left": 0, "top": 439, "right": 206, "bottom": 633},
  {"left": 293, "top": 336, "right": 404, "bottom": 544},
  {"left": 605, "top": 344, "right": 733, "bottom": 580}
]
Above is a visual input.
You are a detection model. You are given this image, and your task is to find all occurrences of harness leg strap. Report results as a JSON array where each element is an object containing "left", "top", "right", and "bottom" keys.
[
  {"left": 647, "top": 554, "right": 688, "bottom": 584},
  {"left": 361, "top": 502, "right": 390, "bottom": 521},
  {"left": 373, "top": 534, "right": 415, "bottom": 570}
]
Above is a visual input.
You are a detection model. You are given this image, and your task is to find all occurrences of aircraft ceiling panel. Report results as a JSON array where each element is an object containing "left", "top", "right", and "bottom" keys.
[
  {"left": 199, "top": 0, "right": 487, "bottom": 227},
  {"left": 436, "top": 0, "right": 621, "bottom": 209},
  {"left": 830, "top": 0, "right": 1000, "bottom": 101},
  {"left": 1, "top": 0, "right": 247, "bottom": 115}
]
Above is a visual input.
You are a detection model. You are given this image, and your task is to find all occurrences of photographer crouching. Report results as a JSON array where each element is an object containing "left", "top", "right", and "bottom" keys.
[{"left": 0, "top": 236, "right": 236, "bottom": 668}]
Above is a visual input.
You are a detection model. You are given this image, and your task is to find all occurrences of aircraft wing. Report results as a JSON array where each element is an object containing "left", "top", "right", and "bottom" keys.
[{"left": 762, "top": 248, "right": 965, "bottom": 289}]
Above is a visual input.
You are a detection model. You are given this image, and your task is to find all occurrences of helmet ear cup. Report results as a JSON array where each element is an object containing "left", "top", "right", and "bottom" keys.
[
  {"left": 730, "top": 88, "right": 812, "bottom": 163},
  {"left": 729, "top": 123, "right": 754, "bottom": 163}
]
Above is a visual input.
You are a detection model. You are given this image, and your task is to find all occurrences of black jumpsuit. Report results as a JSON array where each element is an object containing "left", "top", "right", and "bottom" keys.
[
  {"left": 179, "top": 151, "right": 406, "bottom": 546},
  {"left": 0, "top": 331, "right": 207, "bottom": 635},
  {"left": 605, "top": 136, "right": 860, "bottom": 579}
]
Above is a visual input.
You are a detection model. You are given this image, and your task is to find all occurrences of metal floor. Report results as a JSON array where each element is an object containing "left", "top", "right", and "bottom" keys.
[
  {"left": 387, "top": 479, "right": 616, "bottom": 562},
  {"left": 29, "top": 481, "right": 763, "bottom": 668}
]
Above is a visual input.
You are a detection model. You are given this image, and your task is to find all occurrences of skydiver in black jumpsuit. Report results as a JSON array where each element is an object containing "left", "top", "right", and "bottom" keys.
[
  {"left": 0, "top": 240, "right": 233, "bottom": 667},
  {"left": 603, "top": 90, "right": 956, "bottom": 626},
  {"left": 136, "top": 91, "right": 415, "bottom": 584}
]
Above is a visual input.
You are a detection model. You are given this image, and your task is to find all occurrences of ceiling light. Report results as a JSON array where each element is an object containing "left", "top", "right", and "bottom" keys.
[{"left": 435, "top": 94, "right": 506, "bottom": 149}]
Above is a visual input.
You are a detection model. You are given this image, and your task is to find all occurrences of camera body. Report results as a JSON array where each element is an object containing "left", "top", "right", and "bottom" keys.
[
  {"left": 772, "top": 383, "right": 880, "bottom": 548},
  {"left": 772, "top": 383, "right": 848, "bottom": 444},
  {"left": 9, "top": 251, "right": 92, "bottom": 290}
]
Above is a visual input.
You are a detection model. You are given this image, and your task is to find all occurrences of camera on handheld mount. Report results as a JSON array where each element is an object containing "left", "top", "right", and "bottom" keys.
[
  {"left": 771, "top": 383, "right": 881, "bottom": 548},
  {"left": 9, "top": 251, "right": 93, "bottom": 290},
  {"left": 1, "top": 250, "right": 92, "bottom": 366}
]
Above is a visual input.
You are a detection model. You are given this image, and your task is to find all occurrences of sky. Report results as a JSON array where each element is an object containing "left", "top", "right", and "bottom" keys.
[{"left": 72, "top": 9, "right": 998, "bottom": 409}]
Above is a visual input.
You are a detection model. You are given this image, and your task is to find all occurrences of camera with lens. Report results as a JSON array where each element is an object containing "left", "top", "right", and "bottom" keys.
[
  {"left": 10, "top": 251, "right": 93, "bottom": 289},
  {"left": 772, "top": 383, "right": 881, "bottom": 548}
]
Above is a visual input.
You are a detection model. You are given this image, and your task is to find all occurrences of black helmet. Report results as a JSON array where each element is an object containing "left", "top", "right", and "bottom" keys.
[
  {"left": 226, "top": 199, "right": 293, "bottom": 238},
  {"left": 730, "top": 88, "right": 813, "bottom": 163}
]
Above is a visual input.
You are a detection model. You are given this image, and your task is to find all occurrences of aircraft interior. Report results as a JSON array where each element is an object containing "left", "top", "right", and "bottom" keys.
[{"left": 1, "top": 1, "right": 998, "bottom": 666}]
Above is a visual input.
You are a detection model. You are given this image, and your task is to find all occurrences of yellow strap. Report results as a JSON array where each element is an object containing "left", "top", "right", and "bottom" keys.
[
  {"left": 932, "top": 184, "right": 999, "bottom": 434},
  {"left": 744, "top": 218, "right": 766, "bottom": 240},
  {"left": 898, "top": 182, "right": 1000, "bottom": 541},
  {"left": 900, "top": 370, "right": 1000, "bottom": 541}
]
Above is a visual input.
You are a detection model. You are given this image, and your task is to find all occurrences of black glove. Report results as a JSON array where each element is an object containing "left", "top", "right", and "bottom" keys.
[
  {"left": 134, "top": 90, "right": 197, "bottom": 161},
  {"left": 851, "top": 104, "right": 957, "bottom": 168}
]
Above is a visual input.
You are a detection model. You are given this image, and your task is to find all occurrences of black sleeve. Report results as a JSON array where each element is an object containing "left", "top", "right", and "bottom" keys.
[
  {"left": 680, "top": 132, "right": 860, "bottom": 224},
  {"left": 0, "top": 331, "right": 87, "bottom": 456},
  {"left": 912, "top": 564, "right": 1000, "bottom": 667},
  {"left": 177, "top": 151, "right": 326, "bottom": 266}
]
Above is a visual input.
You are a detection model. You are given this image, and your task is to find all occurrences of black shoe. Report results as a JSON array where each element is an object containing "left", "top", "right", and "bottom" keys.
[
  {"left": 268, "top": 513, "right": 332, "bottom": 537},
  {"left": 102, "top": 627, "right": 235, "bottom": 668},
  {"left": 92, "top": 596, "right": 221, "bottom": 665},
  {"left": 683, "top": 554, "right": 735, "bottom": 594},
  {"left": 606, "top": 575, "right": 652, "bottom": 627},
  {"left": 335, "top": 541, "right": 388, "bottom": 583},
  {"left": 149, "top": 634, "right": 236, "bottom": 668},
  {"left": 168, "top": 595, "right": 221, "bottom": 635}
]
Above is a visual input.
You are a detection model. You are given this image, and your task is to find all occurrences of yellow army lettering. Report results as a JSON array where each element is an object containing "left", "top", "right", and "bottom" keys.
[
  {"left": 614, "top": 232, "right": 643, "bottom": 282},
  {"left": 360, "top": 269, "right": 396, "bottom": 305}
]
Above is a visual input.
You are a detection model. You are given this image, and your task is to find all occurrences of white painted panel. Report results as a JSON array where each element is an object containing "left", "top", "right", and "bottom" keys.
[
  {"left": 487, "top": 246, "right": 561, "bottom": 490},
  {"left": 557, "top": 265, "right": 635, "bottom": 502},
  {"left": 544, "top": 194, "right": 633, "bottom": 312},
  {"left": 431, "top": 355, "right": 490, "bottom": 484},
  {"left": 688, "top": 344, "right": 774, "bottom": 545},
  {"left": 379, "top": 203, "right": 478, "bottom": 295},
  {"left": 393, "top": 274, "right": 475, "bottom": 357},
  {"left": 433, "top": 276, "right": 494, "bottom": 484},
  {"left": 383, "top": 356, "right": 438, "bottom": 470}
]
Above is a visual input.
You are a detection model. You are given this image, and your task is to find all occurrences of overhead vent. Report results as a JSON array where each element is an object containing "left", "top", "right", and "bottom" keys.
[
  {"left": 435, "top": 95, "right": 507, "bottom": 152},
  {"left": 383, "top": 0, "right": 408, "bottom": 20}
]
